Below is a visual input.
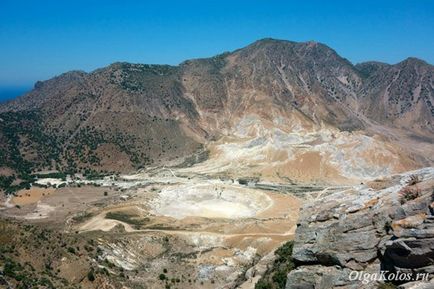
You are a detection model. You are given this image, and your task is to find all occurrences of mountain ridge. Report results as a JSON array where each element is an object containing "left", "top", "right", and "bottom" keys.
[
  {"left": 4, "top": 37, "right": 433, "bottom": 102},
  {"left": 3, "top": 38, "right": 432, "bottom": 112},
  {"left": 0, "top": 39, "right": 433, "bottom": 186}
]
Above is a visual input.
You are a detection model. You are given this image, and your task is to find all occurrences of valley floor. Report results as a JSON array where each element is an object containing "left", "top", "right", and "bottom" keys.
[{"left": 0, "top": 165, "right": 314, "bottom": 288}]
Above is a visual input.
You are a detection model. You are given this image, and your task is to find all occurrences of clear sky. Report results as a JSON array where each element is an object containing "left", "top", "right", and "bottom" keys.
[{"left": 0, "top": 0, "right": 433, "bottom": 94}]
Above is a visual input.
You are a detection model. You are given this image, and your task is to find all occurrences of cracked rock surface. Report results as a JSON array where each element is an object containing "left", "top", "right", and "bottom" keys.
[{"left": 287, "top": 167, "right": 434, "bottom": 289}]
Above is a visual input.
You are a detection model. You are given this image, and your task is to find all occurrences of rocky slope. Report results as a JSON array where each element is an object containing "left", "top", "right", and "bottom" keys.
[
  {"left": 287, "top": 167, "right": 434, "bottom": 288},
  {"left": 356, "top": 58, "right": 434, "bottom": 133},
  {"left": 0, "top": 39, "right": 433, "bottom": 187},
  {"left": 0, "top": 64, "right": 204, "bottom": 179}
]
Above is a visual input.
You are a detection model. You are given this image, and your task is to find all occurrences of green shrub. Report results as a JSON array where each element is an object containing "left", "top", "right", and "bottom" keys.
[
  {"left": 271, "top": 270, "right": 287, "bottom": 288},
  {"left": 377, "top": 283, "right": 397, "bottom": 289},
  {"left": 87, "top": 270, "right": 95, "bottom": 282},
  {"left": 0, "top": 175, "right": 15, "bottom": 190},
  {"left": 105, "top": 211, "right": 149, "bottom": 229},
  {"left": 255, "top": 279, "right": 272, "bottom": 289},
  {"left": 255, "top": 241, "right": 295, "bottom": 289}
]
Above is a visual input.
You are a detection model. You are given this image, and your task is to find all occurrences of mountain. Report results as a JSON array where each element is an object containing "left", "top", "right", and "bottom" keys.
[
  {"left": 0, "top": 39, "right": 433, "bottom": 186},
  {"left": 356, "top": 57, "right": 434, "bottom": 133}
]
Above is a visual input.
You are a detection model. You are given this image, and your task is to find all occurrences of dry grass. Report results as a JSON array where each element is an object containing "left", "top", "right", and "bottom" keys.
[{"left": 399, "top": 186, "right": 421, "bottom": 204}]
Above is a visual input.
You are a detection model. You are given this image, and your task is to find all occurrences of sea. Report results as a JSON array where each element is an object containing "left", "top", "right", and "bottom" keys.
[{"left": 0, "top": 86, "right": 31, "bottom": 103}]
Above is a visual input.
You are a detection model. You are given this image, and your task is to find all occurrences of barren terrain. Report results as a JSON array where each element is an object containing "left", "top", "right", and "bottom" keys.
[
  {"left": 0, "top": 161, "right": 305, "bottom": 288},
  {"left": 0, "top": 38, "right": 433, "bottom": 288}
]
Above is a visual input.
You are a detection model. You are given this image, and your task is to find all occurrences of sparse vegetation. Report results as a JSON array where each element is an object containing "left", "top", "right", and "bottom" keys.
[
  {"left": 255, "top": 241, "right": 295, "bottom": 289},
  {"left": 67, "top": 247, "right": 76, "bottom": 254},
  {"left": 0, "top": 111, "right": 62, "bottom": 194},
  {"left": 377, "top": 282, "right": 397, "bottom": 289},
  {"left": 105, "top": 211, "right": 149, "bottom": 229},
  {"left": 0, "top": 220, "right": 93, "bottom": 288},
  {"left": 255, "top": 279, "right": 272, "bottom": 289},
  {"left": 35, "top": 172, "right": 67, "bottom": 180},
  {"left": 399, "top": 186, "right": 421, "bottom": 204},
  {"left": 87, "top": 269, "right": 96, "bottom": 282},
  {"left": 406, "top": 174, "right": 422, "bottom": 186},
  {"left": 72, "top": 212, "right": 94, "bottom": 223},
  {"left": 159, "top": 273, "right": 167, "bottom": 280},
  {"left": 0, "top": 175, "right": 15, "bottom": 190}
]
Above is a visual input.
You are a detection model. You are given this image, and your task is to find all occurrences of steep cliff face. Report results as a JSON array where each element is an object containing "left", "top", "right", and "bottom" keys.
[
  {"left": 287, "top": 167, "right": 434, "bottom": 288},
  {"left": 0, "top": 39, "right": 433, "bottom": 184}
]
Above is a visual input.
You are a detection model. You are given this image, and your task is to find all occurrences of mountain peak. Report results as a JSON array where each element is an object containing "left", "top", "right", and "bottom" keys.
[
  {"left": 235, "top": 38, "right": 342, "bottom": 66},
  {"left": 246, "top": 38, "right": 332, "bottom": 51},
  {"left": 252, "top": 37, "right": 294, "bottom": 44},
  {"left": 0, "top": 38, "right": 432, "bottom": 185},
  {"left": 398, "top": 57, "right": 431, "bottom": 67}
]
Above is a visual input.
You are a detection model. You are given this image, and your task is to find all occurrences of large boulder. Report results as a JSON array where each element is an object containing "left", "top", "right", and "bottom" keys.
[{"left": 287, "top": 167, "right": 434, "bottom": 288}]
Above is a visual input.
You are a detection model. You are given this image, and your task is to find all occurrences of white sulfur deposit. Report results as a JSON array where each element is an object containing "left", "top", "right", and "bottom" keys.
[{"left": 150, "top": 182, "right": 272, "bottom": 219}]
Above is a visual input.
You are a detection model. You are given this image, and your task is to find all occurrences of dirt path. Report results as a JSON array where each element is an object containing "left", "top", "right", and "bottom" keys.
[
  {"left": 134, "top": 227, "right": 296, "bottom": 238},
  {"left": 79, "top": 212, "right": 136, "bottom": 232}
]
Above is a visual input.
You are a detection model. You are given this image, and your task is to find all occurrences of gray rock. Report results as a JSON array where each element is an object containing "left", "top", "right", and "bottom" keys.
[
  {"left": 287, "top": 168, "right": 434, "bottom": 289},
  {"left": 397, "top": 279, "right": 434, "bottom": 289},
  {"left": 286, "top": 265, "right": 370, "bottom": 289}
]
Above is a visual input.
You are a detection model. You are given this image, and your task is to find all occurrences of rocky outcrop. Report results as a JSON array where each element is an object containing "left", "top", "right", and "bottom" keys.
[{"left": 287, "top": 167, "right": 434, "bottom": 288}]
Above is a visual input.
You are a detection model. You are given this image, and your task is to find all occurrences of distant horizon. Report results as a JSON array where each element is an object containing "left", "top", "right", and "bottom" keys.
[
  {"left": 0, "top": 37, "right": 432, "bottom": 98},
  {"left": 0, "top": 35, "right": 432, "bottom": 103},
  {"left": 0, "top": 85, "right": 32, "bottom": 102},
  {"left": 1, "top": 0, "right": 433, "bottom": 89}
]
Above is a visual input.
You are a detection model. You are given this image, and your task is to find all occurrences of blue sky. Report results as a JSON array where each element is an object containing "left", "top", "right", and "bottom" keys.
[{"left": 0, "top": 0, "right": 433, "bottom": 98}]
